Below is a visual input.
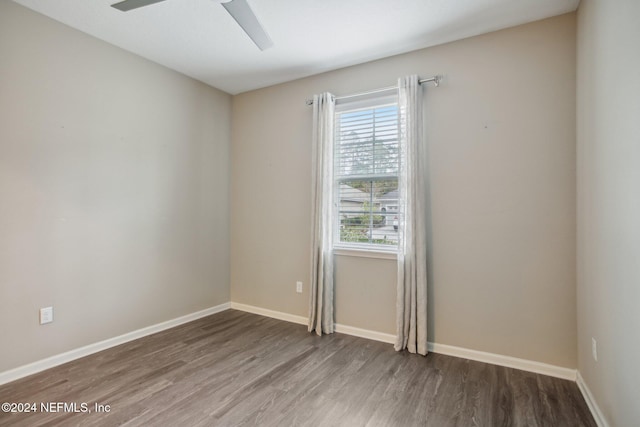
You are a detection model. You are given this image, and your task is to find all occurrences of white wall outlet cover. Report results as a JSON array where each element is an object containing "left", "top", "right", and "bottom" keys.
[
  {"left": 296, "top": 281, "right": 303, "bottom": 293},
  {"left": 40, "top": 307, "right": 53, "bottom": 324}
]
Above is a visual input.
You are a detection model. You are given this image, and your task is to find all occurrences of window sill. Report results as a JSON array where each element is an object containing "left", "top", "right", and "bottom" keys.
[{"left": 333, "top": 247, "right": 398, "bottom": 260}]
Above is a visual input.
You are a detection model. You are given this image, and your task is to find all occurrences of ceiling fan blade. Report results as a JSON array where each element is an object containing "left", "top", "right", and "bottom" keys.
[
  {"left": 111, "top": 0, "right": 168, "bottom": 12},
  {"left": 222, "top": 0, "right": 273, "bottom": 51}
]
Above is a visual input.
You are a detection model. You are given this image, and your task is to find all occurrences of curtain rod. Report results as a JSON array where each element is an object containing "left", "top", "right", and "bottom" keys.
[{"left": 305, "top": 75, "right": 441, "bottom": 106}]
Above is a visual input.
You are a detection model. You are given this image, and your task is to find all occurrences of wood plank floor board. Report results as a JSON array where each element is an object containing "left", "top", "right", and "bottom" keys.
[{"left": 0, "top": 310, "right": 596, "bottom": 427}]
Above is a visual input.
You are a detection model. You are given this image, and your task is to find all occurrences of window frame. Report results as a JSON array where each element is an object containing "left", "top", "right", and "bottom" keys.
[{"left": 332, "top": 93, "right": 400, "bottom": 256}]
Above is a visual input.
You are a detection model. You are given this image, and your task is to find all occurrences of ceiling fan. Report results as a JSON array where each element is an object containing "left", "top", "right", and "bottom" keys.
[{"left": 110, "top": 0, "right": 273, "bottom": 50}]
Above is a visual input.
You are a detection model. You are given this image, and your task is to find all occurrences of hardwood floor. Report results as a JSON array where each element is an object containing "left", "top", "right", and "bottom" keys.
[{"left": 0, "top": 310, "right": 596, "bottom": 426}]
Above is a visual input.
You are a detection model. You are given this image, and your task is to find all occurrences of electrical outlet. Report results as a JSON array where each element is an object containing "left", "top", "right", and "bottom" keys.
[
  {"left": 296, "top": 281, "right": 303, "bottom": 293},
  {"left": 592, "top": 337, "right": 598, "bottom": 362},
  {"left": 40, "top": 306, "right": 53, "bottom": 325}
]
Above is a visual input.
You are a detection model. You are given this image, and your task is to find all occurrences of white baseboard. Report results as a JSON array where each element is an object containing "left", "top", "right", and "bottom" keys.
[
  {"left": 334, "top": 324, "right": 396, "bottom": 344},
  {"left": 0, "top": 302, "right": 231, "bottom": 386},
  {"left": 230, "top": 302, "right": 308, "bottom": 325},
  {"left": 576, "top": 371, "right": 609, "bottom": 427},
  {"left": 230, "top": 302, "right": 395, "bottom": 343},
  {"left": 229, "top": 303, "right": 575, "bottom": 381},
  {"left": 427, "top": 342, "right": 576, "bottom": 381}
]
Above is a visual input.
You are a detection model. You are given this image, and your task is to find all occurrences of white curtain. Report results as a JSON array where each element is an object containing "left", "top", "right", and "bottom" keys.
[
  {"left": 309, "top": 92, "right": 336, "bottom": 336},
  {"left": 395, "top": 75, "right": 428, "bottom": 355}
]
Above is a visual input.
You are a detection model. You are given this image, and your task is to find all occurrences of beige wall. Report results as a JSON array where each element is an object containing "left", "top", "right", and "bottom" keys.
[
  {"left": 0, "top": 2, "right": 231, "bottom": 372},
  {"left": 576, "top": 0, "right": 640, "bottom": 424},
  {"left": 231, "top": 14, "right": 577, "bottom": 367}
]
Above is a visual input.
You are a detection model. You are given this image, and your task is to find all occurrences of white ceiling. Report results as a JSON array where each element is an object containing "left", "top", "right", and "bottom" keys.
[{"left": 12, "top": 0, "right": 579, "bottom": 94}]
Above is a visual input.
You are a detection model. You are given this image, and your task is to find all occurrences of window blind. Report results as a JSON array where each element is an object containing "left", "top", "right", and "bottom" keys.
[
  {"left": 335, "top": 105, "right": 399, "bottom": 179},
  {"left": 334, "top": 103, "right": 400, "bottom": 248}
]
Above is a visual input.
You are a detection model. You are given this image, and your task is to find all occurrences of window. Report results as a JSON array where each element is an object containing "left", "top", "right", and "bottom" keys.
[{"left": 333, "top": 95, "right": 399, "bottom": 252}]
